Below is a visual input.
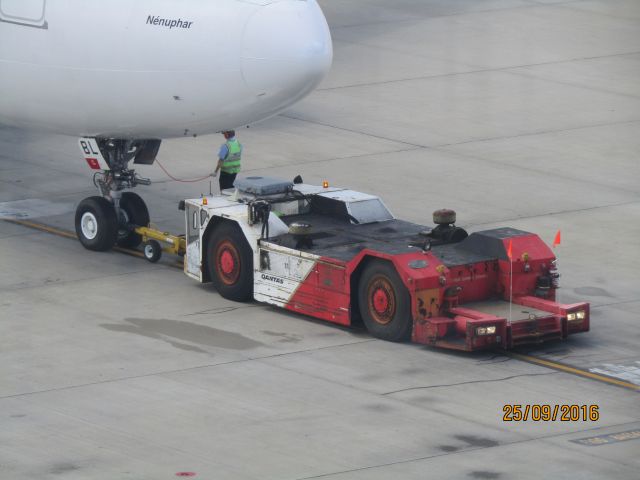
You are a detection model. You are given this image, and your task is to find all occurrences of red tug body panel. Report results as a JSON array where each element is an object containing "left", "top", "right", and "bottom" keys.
[{"left": 283, "top": 229, "right": 588, "bottom": 351}]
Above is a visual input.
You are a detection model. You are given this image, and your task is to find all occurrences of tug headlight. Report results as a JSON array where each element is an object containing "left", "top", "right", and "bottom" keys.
[
  {"left": 476, "top": 326, "right": 497, "bottom": 336},
  {"left": 567, "top": 311, "right": 586, "bottom": 322}
]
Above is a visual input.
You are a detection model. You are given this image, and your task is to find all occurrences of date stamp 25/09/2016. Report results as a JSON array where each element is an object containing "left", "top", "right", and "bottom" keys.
[{"left": 503, "top": 404, "right": 599, "bottom": 422}]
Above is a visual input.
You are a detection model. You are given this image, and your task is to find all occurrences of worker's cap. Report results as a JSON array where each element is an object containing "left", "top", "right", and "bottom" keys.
[{"left": 222, "top": 130, "right": 236, "bottom": 139}]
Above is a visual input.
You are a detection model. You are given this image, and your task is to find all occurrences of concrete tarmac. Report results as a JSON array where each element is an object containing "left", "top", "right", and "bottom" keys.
[{"left": 1, "top": 1, "right": 639, "bottom": 479}]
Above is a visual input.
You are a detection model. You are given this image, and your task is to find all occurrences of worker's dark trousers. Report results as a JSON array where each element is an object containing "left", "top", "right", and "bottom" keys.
[{"left": 219, "top": 172, "right": 237, "bottom": 191}]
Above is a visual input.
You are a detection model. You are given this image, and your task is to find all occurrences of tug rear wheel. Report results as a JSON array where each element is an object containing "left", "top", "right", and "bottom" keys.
[
  {"left": 75, "top": 196, "right": 118, "bottom": 252},
  {"left": 358, "top": 260, "right": 412, "bottom": 342},
  {"left": 207, "top": 222, "right": 253, "bottom": 302},
  {"left": 117, "top": 192, "right": 150, "bottom": 248}
]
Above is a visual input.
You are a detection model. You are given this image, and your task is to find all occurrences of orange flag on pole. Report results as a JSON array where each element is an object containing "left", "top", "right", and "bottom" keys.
[
  {"left": 507, "top": 239, "right": 513, "bottom": 260},
  {"left": 553, "top": 230, "right": 561, "bottom": 248}
]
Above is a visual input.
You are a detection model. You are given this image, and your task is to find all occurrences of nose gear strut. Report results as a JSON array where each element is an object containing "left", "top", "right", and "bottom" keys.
[{"left": 91, "top": 138, "right": 154, "bottom": 198}]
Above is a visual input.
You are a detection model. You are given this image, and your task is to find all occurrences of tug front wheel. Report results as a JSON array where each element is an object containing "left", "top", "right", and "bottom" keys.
[
  {"left": 207, "top": 222, "right": 253, "bottom": 302},
  {"left": 358, "top": 260, "right": 412, "bottom": 342},
  {"left": 75, "top": 196, "right": 118, "bottom": 251}
]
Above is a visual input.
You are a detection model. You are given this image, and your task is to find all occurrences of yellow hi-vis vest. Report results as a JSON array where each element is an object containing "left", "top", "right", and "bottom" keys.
[{"left": 221, "top": 139, "right": 242, "bottom": 174}]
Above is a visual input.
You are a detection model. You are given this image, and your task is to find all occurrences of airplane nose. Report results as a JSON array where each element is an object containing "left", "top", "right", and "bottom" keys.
[{"left": 241, "top": 0, "right": 333, "bottom": 100}]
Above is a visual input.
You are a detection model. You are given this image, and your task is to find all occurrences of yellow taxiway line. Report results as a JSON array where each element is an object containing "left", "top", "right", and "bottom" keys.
[
  {"left": 8, "top": 218, "right": 78, "bottom": 240},
  {"left": 4, "top": 218, "right": 639, "bottom": 392},
  {"left": 5, "top": 218, "right": 181, "bottom": 268}
]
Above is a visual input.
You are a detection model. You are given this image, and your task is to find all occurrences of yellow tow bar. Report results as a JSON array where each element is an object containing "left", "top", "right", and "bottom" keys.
[{"left": 135, "top": 226, "right": 186, "bottom": 263}]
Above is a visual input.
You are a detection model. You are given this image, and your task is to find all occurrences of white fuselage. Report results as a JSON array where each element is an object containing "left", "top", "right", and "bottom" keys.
[{"left": 0, "top": 0, "right": 332, "bottom": 138}]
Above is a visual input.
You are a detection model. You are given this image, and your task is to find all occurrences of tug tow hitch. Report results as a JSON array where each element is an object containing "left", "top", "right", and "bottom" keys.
[{"left": 134, "top": 226, "right": 186, "bottom": 263}]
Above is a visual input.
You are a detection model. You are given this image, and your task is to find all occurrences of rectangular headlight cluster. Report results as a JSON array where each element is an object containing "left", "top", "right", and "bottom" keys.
[
  {"left": 567, "top": 310, "right": 586, "bottom": 322},
  {"left": 476, "top": 326, "right": 497, "bottom": 336}
]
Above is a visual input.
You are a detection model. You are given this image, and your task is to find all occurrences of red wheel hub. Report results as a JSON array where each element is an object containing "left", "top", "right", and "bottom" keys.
[
  {"left": 215, "top": 240, "right": 240, "bottom": 286},
  {"left": 373, "top": 288, "right": 389, "bottom": 314},
  {"left": 367, "top": 276, "right": 396, "bottom": 325},
  {"left": 220, "top": 250, "right": 235, "bottom": 275}
]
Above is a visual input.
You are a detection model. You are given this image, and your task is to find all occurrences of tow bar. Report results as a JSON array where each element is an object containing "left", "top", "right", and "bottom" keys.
[{"left": 135, "top": 226, "right": 186, "bottom": 263}]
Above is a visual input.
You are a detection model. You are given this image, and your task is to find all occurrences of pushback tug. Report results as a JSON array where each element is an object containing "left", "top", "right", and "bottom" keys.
[{"left": 77, "top": 175, "right": 590, "bottom": 351}]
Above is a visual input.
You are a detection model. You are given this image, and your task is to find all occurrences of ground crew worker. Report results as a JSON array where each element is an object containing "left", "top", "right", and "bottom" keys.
[{"left": 213, "top": 130, "right": 242, "bottom": 191}]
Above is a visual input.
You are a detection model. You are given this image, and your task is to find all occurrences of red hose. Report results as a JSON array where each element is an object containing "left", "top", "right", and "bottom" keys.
[{"left": 155, "top": 158, "right": 213, "bottom": 183}]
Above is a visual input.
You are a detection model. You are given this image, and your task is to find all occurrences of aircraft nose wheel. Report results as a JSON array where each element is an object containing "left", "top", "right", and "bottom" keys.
[
  {"left": 75, "top": 196, "right": 118, "bottom": 251},
  {"left": 117, "top": 192, "right": 150, "bottom": 248}
]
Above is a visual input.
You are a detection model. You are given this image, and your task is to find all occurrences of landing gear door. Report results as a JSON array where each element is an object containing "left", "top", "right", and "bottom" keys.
[{"left": 185, "top": 203, "right": 202, "bottom": 281}]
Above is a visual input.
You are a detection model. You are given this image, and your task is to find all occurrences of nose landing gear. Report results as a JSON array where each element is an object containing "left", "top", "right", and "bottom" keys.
[{"left": 75, "top": 138, "right": 158, "bottom": 252}]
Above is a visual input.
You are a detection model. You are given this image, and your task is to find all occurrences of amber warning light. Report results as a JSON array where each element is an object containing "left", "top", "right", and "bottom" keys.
[{"left": 323, "top": 181, "right": 329, "bottom": 188}]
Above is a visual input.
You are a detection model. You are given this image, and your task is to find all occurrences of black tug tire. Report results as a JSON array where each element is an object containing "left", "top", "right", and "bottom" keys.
[
  {"left": 143, "top": 240, "right": 162, "bottom": 263},
  {"left": 75, "top": 196, "right": 118, "bottom": 252},
  {"left": 433, "top": 209, "right": 456, "bottom": 225},
  {"left": 117, "top": 192, "right": 150, "bottom": 248},
  {"left": 358, "top": 260, "right": 413, "bottom": 342},
  {"left": 207, "top": 222, "right": 254, "bottom": 302}
]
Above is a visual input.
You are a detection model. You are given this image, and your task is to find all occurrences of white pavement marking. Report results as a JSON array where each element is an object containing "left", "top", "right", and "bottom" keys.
[{"left": 590, "top": 362, "right": 640, "bottom": 386}]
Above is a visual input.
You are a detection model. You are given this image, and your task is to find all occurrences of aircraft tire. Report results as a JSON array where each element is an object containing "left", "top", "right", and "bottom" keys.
[
  {"left": 117, "top": 192, "right": 150, "bottom": 248},
  {"left": 207, "top": 222, "right": 254, "bottom": 302},
  {"left": 358, "top": 260, "right": 412, "bottom": 342},
  {"left": 75, "top": 196, "right": 118, "bottom": 252}
]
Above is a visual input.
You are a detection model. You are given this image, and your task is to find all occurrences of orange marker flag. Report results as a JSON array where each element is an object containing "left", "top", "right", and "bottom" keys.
[
  {"left": 553, "top": 230, "right": 561, "bottom": 248},
  {"left": 507, "top": 239, "right": 513, "bottom": 260}
]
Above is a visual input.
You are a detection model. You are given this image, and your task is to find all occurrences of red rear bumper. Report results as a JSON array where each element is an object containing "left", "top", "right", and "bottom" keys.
[{"left": 413, "top": 296, "right": 590, "bottom": 351}]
